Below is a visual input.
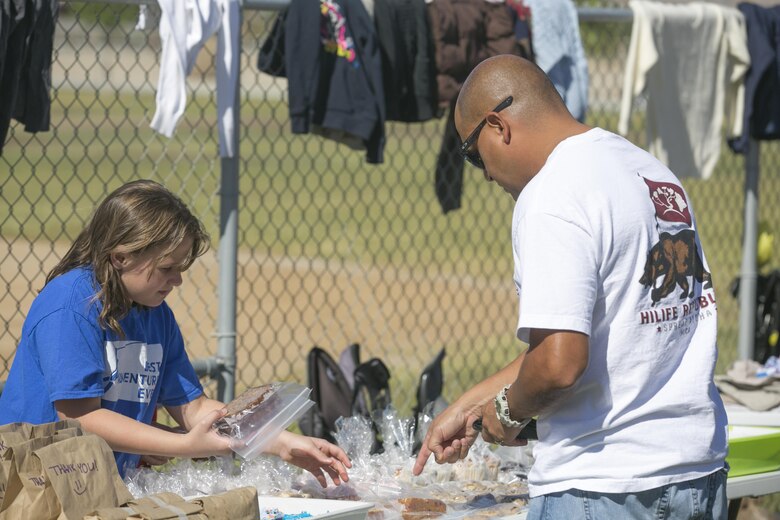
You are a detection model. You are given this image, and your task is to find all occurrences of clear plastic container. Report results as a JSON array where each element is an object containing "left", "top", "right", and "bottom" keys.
[{"left": 215, "top": 382, "right": 315, "bottom": 460}]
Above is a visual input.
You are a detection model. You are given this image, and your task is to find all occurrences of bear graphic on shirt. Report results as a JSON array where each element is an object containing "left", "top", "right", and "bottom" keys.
[{"left": 639, "top": 177, "right": 712, "bottom": 306}]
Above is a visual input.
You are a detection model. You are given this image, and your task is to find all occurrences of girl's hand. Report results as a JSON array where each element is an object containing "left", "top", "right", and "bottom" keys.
[
  {"left": 266, "top": 431, "right": 352, "bottom": 487},
  {"left": 180, "top": 408, "right": 233, "bottom": 458}
]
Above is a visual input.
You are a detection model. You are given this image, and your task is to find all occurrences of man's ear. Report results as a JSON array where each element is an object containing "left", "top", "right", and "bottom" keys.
[
  {"left": 486, "top": 112, "right": 512, "bottom": 144},
  {"left": 110, "top": 252, "right": 128, "bottom": 271}
]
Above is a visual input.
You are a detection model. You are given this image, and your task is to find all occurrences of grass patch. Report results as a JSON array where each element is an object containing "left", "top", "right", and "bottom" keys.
[{"left": 3, "top": 87, "right": 780, "bottom": 408}]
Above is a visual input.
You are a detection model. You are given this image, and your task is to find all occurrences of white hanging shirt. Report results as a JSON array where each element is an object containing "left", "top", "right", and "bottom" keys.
[
  {"left": 618, "top": 0, "right": 750, "bottom": 179},
  {"left": 514, "top": 128, "right": 727, "bottom": 497},
  {"left": 151, "top": 0, "right": 239, "bottom": 157}
]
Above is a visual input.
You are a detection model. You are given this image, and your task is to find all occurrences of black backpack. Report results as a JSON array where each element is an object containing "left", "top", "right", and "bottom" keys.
[
  {"left": 413, "top": 347, "right": 446, "bottom": 422},
  {"left": 298, "top": 346, "right": 355, "bottom": 443},
  {"left": 298, "top": 345, "right": 391, "bottom": 447},
  {"left": 411, "top": 348, "right": 447, "bottom": 453},
  {"left": 755, "top": 271, "right": 780, "bottom": 363},
  {"left": 731, "top": 270, "right": 780, "bottom": 363},
  {"left": 353, "top": 357, "right": 392, "bottom": 416}
]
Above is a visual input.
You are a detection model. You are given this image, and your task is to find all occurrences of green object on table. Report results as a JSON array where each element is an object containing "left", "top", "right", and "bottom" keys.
[{"left": 727, "top": 426, "right": 780, "bottom": 477}]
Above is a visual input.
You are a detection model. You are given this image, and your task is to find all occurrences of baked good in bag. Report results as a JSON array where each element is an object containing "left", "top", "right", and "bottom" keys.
[
  {"left": 397, "top": 497, "right": 446, "bottom": 520},
  {"left": 214, "top": 384, "right": 278, "bottom": 435},
  {"left": 223, "top": 384, "right": 276, "bottom": 417}
]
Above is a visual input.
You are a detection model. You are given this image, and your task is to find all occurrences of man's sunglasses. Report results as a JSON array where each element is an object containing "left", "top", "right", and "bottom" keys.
[{"left": 459, "top": 96, "right": 514, "bottom": 169}]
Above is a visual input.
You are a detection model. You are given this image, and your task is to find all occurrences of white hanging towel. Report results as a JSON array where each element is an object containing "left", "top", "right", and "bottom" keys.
[
  {"left": 618, "top": 1, "right": 750, "bottom": 179},
  {"left": 524, "top": 0, "right": 589, "bottom": 122},
  {"left": 151, "top": 0, "right": 239, "bottom": 157}
]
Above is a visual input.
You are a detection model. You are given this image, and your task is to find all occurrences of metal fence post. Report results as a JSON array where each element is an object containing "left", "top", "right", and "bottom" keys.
[
  {"left": 213, "top": 0, "right": 243, "bottom": 403},
  {"left": 738, "top": 138, "right": 761, "bottom": 361}
]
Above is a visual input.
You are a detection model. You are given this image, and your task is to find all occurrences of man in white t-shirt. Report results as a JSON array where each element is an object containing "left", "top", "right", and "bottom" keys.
[{"left": 412, "top": 55, "right": 728, "bottom": 519}]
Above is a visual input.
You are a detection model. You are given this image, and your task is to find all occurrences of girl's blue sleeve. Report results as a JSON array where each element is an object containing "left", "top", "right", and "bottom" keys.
[{"left": 35, "top": 309, "right": 106, "bottom": 401}]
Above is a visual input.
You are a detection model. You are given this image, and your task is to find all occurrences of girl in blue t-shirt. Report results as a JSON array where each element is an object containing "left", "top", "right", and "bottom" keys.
[{"left": 0, "top": 179, "right": 351, "bottom": 486}]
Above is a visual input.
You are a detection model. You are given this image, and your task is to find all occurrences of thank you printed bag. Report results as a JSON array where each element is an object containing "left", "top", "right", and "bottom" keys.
[
  {"left": 0, "top": 433, "right": 132, "bottom": 519},
  {"left": 1, "top": 420, "right": 86, "bottom": 507},
  {"left": 0, "top": 430, "right": 82, "bottom": 518}
]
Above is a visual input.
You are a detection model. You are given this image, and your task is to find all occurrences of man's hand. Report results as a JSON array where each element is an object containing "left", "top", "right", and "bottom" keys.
[
  {"left": 412, "top": 353, "right": 530, "bottom": 476},
  {"left": 478, "top": 402, "right": 527, "bottom": 447},
  {"left": 412, "top": 404, "right": 480, "bottom": 476}
]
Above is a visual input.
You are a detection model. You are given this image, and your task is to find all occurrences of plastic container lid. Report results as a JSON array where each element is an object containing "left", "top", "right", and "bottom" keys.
[{"left": 215, "top": 382, "right": 315, "bottom": 460}]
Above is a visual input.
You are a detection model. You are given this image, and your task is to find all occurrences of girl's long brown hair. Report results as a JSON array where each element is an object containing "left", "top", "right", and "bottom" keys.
[{"left": 45, "top": 179, "right": 210, "bottom": 337}]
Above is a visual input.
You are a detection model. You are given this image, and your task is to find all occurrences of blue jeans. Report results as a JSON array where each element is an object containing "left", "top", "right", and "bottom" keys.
[{"left": 527, "top": 468, "right": 728, "bottom": 520}]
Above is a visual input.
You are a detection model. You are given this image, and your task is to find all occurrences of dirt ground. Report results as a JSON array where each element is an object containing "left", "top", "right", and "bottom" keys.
[
  {"left": 737, "top": 497, "right": 780, "bottom": 519},
  {"left": 1, "top": 239, "right": 517, "bottom": 404}
]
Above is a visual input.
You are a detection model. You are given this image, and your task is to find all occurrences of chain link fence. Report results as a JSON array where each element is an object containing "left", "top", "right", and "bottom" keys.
[{"left": 2, "top": 1, "right": 779, "bottom": 414}]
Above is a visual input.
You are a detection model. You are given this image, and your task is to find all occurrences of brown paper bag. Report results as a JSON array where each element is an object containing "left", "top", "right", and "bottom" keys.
[
  {"left": 0, "top": 423, "right": 32, "bottom": 438},
  {"left": 84, "top": 502, "right": 206, "bottom": 520},
  {"left": 1, "top": 425, "right": 83, "bottom": 506},
  {"left": 0, "top": 431, "right": 28, "bottom": 506},
  {"left": 125, "top": 493, "right": 187, "bottom": 508},
  {"left": 0, "top": 433, "right": 132, "bottom": 519},
  {"left": 85, "top": 487, "right": 260, "bottom": 520},
  {"left": 1, "top": 429, "right": 82, "bottom": 511},
  {"left": 84, "top": 492, "right": 191, "bottom": 520},
  {"left": 186, "top": 487, "right": 259, "bottom": 520},
  {"left": 0, "top": 431, "right": 81, "bottom": 519},
  {"left": 29, "top": 419, "right": 83, "bottom": 439},
  {"left": 84, "top": 493, "right": 206, "bottom": 520},
  {"left": 82, "top": 506, "right": 143, "bottom": 520},
  {"left": 0, "top": 432, "right": 26, "bottom": 492},
  {"left": 0, "top": 431, "right": 28, "bottom": 458}
]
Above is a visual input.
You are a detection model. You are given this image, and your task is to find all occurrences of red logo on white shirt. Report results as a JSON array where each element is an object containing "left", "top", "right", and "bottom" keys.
[{"left": 643, "top": 178, "right": 691, "bottom": 227}]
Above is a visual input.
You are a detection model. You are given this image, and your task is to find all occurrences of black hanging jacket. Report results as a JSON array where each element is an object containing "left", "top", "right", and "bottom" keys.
[
  {"left": 728, "top": 3, "right": 780, "bottom": 154},
  {"left": 373, "top": 0, "right": 439, "bottom": 122},
  {"left": 429, "top": 0, "right": 533, "bottom": 213},
  {"left": 285, "top": 0, "right": 386, "bottom": 164},
  {"left": 1, "top": 0, "right": 58, "bottom": 154}
]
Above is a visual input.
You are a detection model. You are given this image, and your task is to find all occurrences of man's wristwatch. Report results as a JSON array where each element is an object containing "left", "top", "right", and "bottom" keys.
[{"left": 494, "top": 384, "right": 532, "bottom": 429}]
